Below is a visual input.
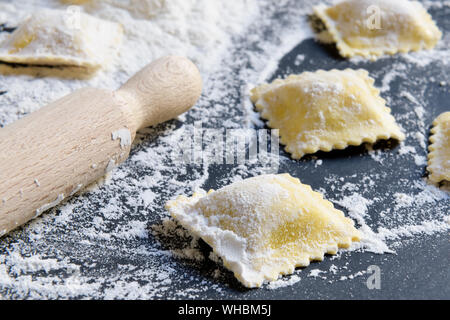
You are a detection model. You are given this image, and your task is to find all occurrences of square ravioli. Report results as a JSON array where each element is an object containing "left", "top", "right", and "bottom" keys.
[
  {"left": 0, "top": 9, "right": 123, "bottom": 71},
  {"left": 251, "top": 69, "right": 405, "bottom": 159},
  {"left": 428, "top": 112, "right": 450, "bottom": 183},
  {"left": 313, "top": 0, "right": 442, "bottom": 59},
  {"left": 165, "top": 174, "right": 361, "bottom": 288}
]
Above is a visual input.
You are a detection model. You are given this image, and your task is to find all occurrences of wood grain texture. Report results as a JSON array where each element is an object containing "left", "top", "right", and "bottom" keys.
[{"left": 0, "top": 56, "right": 202, "bottom": 236}]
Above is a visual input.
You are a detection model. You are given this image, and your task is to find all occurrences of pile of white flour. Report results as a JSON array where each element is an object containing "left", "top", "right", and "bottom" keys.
[{"left": 0, "top": 0, "right": 449, "bottom": 299}]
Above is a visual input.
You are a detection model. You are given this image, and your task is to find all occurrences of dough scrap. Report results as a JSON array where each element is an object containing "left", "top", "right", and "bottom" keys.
[
  {"left": 165, "top": 173, "right": 361, "bottom": 288},
  {"left": 428, "top": 112, "right": 450, "bottom": 183},
  {"left": 313, "top": 0, "right": 442, "bottom": 59},
  {"left": 0, "top": 9, "right": 123, "bottom": 71},
  {"left": 251, "top": 69, "right": 405, "bottom": 159}
]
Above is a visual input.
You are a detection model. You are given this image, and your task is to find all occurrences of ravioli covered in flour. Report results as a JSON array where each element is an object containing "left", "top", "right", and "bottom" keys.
[
  {"left": 0, "top": 9, "right": 123, "bottom": 71},
  {"left": 428, "top": 112, "right": 450, "bottom": 183},
  {"left": 251, "top": 69, "right": 405, "bottom": 159},
  {"left": 165, "top": 174, "right": 361, "bottom": 288},
  {"left": 313, "top": 0, "right": 442, "bottom": 59}
]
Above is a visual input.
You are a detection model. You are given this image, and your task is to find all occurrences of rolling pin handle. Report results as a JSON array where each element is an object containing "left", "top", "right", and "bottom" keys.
[{"left": 116, "top": 55, "right": 202, "bottom": 131}]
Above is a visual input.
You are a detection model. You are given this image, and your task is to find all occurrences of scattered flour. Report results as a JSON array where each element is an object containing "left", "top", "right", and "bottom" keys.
[
  {"left": 394, "top": 193, "right": 415, "bottom": 209},
  {"left": 329, "top": 265, "right": 338, "bottom": 274},
  {"left": 335, "top": 193, "right": 393, "bottom": 254}
]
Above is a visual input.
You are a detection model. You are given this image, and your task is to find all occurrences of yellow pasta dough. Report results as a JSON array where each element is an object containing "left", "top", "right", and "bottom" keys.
[
  {"left": 165, "top": 173, "right": 361, "bottom": 288},
  {"left": 61, "top": 0, "right": 183, "bottom": 19},
  {"left": 0, "top": 9, "right": 123, "bottom": 71},
  {"left": 313, "top": 0, "right": 442, "bottom": 59},
  {"left": 428, "top": 112, "right": 450, "bottom": 183},
  {"left": 251, "top": 69, "right": 405, "bottom": 159}
]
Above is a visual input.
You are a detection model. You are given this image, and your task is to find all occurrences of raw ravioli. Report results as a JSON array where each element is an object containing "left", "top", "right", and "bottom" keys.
[{"left": 165, "top": 173, "right": 361, "bottom": 288}]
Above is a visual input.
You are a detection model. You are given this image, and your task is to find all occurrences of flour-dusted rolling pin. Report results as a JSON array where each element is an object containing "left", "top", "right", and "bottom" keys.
[{"left": 0, "top": 56, "right": 202, "bottom": 237}]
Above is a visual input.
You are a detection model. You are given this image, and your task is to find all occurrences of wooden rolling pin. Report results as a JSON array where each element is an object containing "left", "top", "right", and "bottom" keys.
[{"left": 0, "top": 55, "right": 202, "bottom": 237}]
